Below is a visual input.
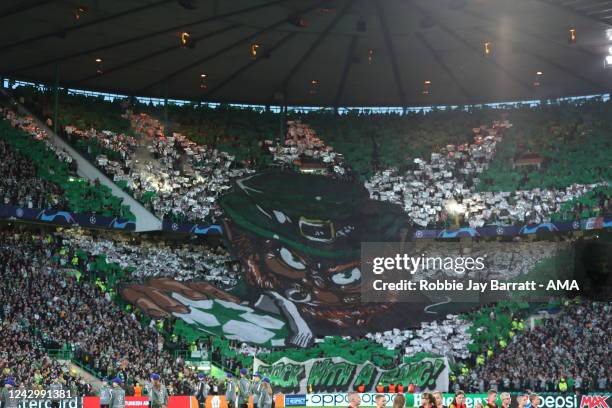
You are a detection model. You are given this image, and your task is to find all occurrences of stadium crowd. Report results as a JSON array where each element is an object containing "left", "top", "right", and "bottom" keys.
[
  {"left": 0, "top": 224, "right": 267, "bottom": 393},
  {"left": 1, "top": 223, "right": 610, "bottom": 396},
  {"left": 0, "top": 137, "right": 67, "bottom": 210},
  {"left": 1, "top": 103, "right": 74, "bottom": 164},
  {"left": 269, "top": 120, "right": 347, "bottom": 176},
  {"left": 0, "top": 299, "right": 92, "bottom": 396},
  {"left": 61, "top": 229, "right": 240, "bottom": 287},
  {"left": 366, "top": 120, "right": 609, "bottom": 228},
  {"left": 456, "top": 301, "right": 611, "bottom": 393},
  {"left": 1, "top": 86, "right": 610, "bottom": 401},
  {"left": 0, "top": 106, "right": 71, "bottom": 210},
  {"left": 0, "top": 228, "right": 189, "bottom": 391},
  {"left": 62, "top": 110, "right": 253, "bottom": 225},
  {"left": 0, "top": 222, "right": 612, "bottom": 392},
  {"left": 127, "top": 112, "right": 252, "bottom": 224},
  {"left": 0, "top": 100, "right": 133, "bottom": 219},
  {"left": 7, "top": 86, "right": 610, "bottom": 231},
  {"left": 366, "top": 315, "right": 472, "bottom": 360}
]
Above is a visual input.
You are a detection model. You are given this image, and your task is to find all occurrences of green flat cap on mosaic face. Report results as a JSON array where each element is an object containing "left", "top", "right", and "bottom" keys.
[{"left": 220, "top": 171, "right": 411, "bottom": 258}]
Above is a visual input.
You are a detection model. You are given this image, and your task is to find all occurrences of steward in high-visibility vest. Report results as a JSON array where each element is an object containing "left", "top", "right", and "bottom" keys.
[
  {"left": 375, "top": 383, "right": 384, "bottom": 393},
  {"left": 388, "top": 384, "right": 396, "bottom": 393},
  {"left": 356, "top": 384, "right": 365, "bottom": 393},
  {"left": 511, "top": 319, "right": 519, "bottom": 330},
  {"left": 476, "top": 355, "right": 485, "bottom": 365},
  {"left": 559, "top": 378, "right": 568, "bottom": 392},
  {"left": 397, "top": 384, "right": 404, "bottom": 393}
]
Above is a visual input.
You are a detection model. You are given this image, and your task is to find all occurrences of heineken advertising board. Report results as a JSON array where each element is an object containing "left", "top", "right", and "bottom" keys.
[{"left": 253, "top": 356, "right": 449, "bottom": 394}]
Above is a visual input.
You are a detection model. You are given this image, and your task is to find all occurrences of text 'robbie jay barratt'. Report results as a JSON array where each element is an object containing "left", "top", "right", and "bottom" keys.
[{"left": 372, "top": 279, "right": 579, "bottom": 292}]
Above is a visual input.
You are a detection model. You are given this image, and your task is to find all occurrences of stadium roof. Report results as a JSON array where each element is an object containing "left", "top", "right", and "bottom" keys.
[{"left": 2, "top": 0, "right": 612, "bottom": 107}]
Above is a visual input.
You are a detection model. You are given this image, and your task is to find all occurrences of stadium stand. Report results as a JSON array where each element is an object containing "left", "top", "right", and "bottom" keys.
[
  {"left": 0, "top": 103, "right": 134, "bottom": 220},
  {"left": 0, "top": 134, "right": 68, "bottom": 210},
  {"left": 0, "top": 227, "right": 188, "bottom": 392},
  {"left": 1, "top": 223, "right": 609, "bottom": 396},
  {"left": 13, "top": 87, "right": 254, "bottom": 225},
  {"left": 10, "top": 86, "right": 610, "bottom": 232},
  {"left": 2, "top": 1, "right": 612, "bottom": 402},
  {"left": 141, "top": 103, "right": 277, "bottom": 169},
  {"left": 461, "top": 300, "right": 611, "bottom": 393},
  {"left": 126, "top": 112, "right": 251, "bottom": 224},
  {"left": 0, "top": 96, "right": 608, "bottom": 241},
  {"left": 62, "top": 228, "right": 240, "bottom": 287}
]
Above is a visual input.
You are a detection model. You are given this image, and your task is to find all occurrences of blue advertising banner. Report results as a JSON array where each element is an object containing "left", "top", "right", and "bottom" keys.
[
  {"left": 162, "top": 216, "right": 611, "bottom": 238},
  {"left": 161, "top": 220, "right": 223, "bottom": 235},
  {"left": 412, "top": 216, "right": 611, "bottom": 240},
  {"left": 1, "top": 204, "right": 608, "bottom": 238},
  {"left": 0, "top": 205, "right": 136, "bottom": 231},
  {"left": 284, "top": 395, "right": 307, "bottom": 406}
]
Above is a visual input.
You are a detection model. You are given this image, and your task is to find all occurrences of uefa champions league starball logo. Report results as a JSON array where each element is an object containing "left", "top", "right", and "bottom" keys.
[
  {"left": 496, "top": 226, "right": 504, "bottom": 236},
  {"left": 172, "top": 223, "right": 179, "bottom": 231},
  {"left": 89, "top": 216, "right": 97, "bottom": 224},
  {"left": 16, "top": 208, "right": 24, "bottom": 218}
]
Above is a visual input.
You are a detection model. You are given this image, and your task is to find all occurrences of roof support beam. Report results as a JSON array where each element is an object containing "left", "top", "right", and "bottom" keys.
[
  {"left": 413, "top": 1, "right": 534, "bottom": 94},
  {"left": 71, "top": 24, "right": 240, "bottom": 85},
  {"left": 534, "top": 0, "right": 612, "bottom": 26},
  {"left": 375, "top": 0, "right": 407, "bottom": 107},
  {"left": 52, "top": 63, "right": 59, "bottom": 135},
  {"left": 333, "top": 35, "right": 358, "bottom": 109},
  {"left": 137, "top": 1, "right": 327, "bottom": 95},
  {"left": 414, "top": 31, "right": 473, "bottom": 104},
  {"left": 274, "top": 0, "right": 354, "bottom": 101},
  {"left": 0, "top": 0, "right": 174, "bottom": 53},
  {"left": 6, "top": 0, "right": 290, "bottom": 75},
  {"left": 577, "top": 0, "right": 612, "bottom": 11},
  {"left": 204, "top": 32, "right": 298, "bottom": 99},
  {"left": 0, "top": 0, "right": 55, "bottom": 19},
  {"left": 454, "top": 7, "right": 600, "bottom": 59},
  {"left": 586, "top": 7, "right": 612, "bottom": 15},
  {"left": 582, "top": 1, "right": 612, "bottom": 9},
  {"left": 476, "top": 26, "right": 608, "bottom": 92}
]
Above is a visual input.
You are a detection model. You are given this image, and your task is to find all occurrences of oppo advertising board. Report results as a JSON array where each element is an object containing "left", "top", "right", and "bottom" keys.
[{"left": 281, "top": 393, "right": 611, "bottom": 408}]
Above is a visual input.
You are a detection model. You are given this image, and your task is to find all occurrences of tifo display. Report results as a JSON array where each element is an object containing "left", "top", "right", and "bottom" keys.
[{"left": 1, "top": 1, "right": 611, "bottom": 405}]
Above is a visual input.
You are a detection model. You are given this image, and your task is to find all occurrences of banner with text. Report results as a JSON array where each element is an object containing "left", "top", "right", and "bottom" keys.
[{"left": 253, "top": 356, "right": 449, "bottom": 394}]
